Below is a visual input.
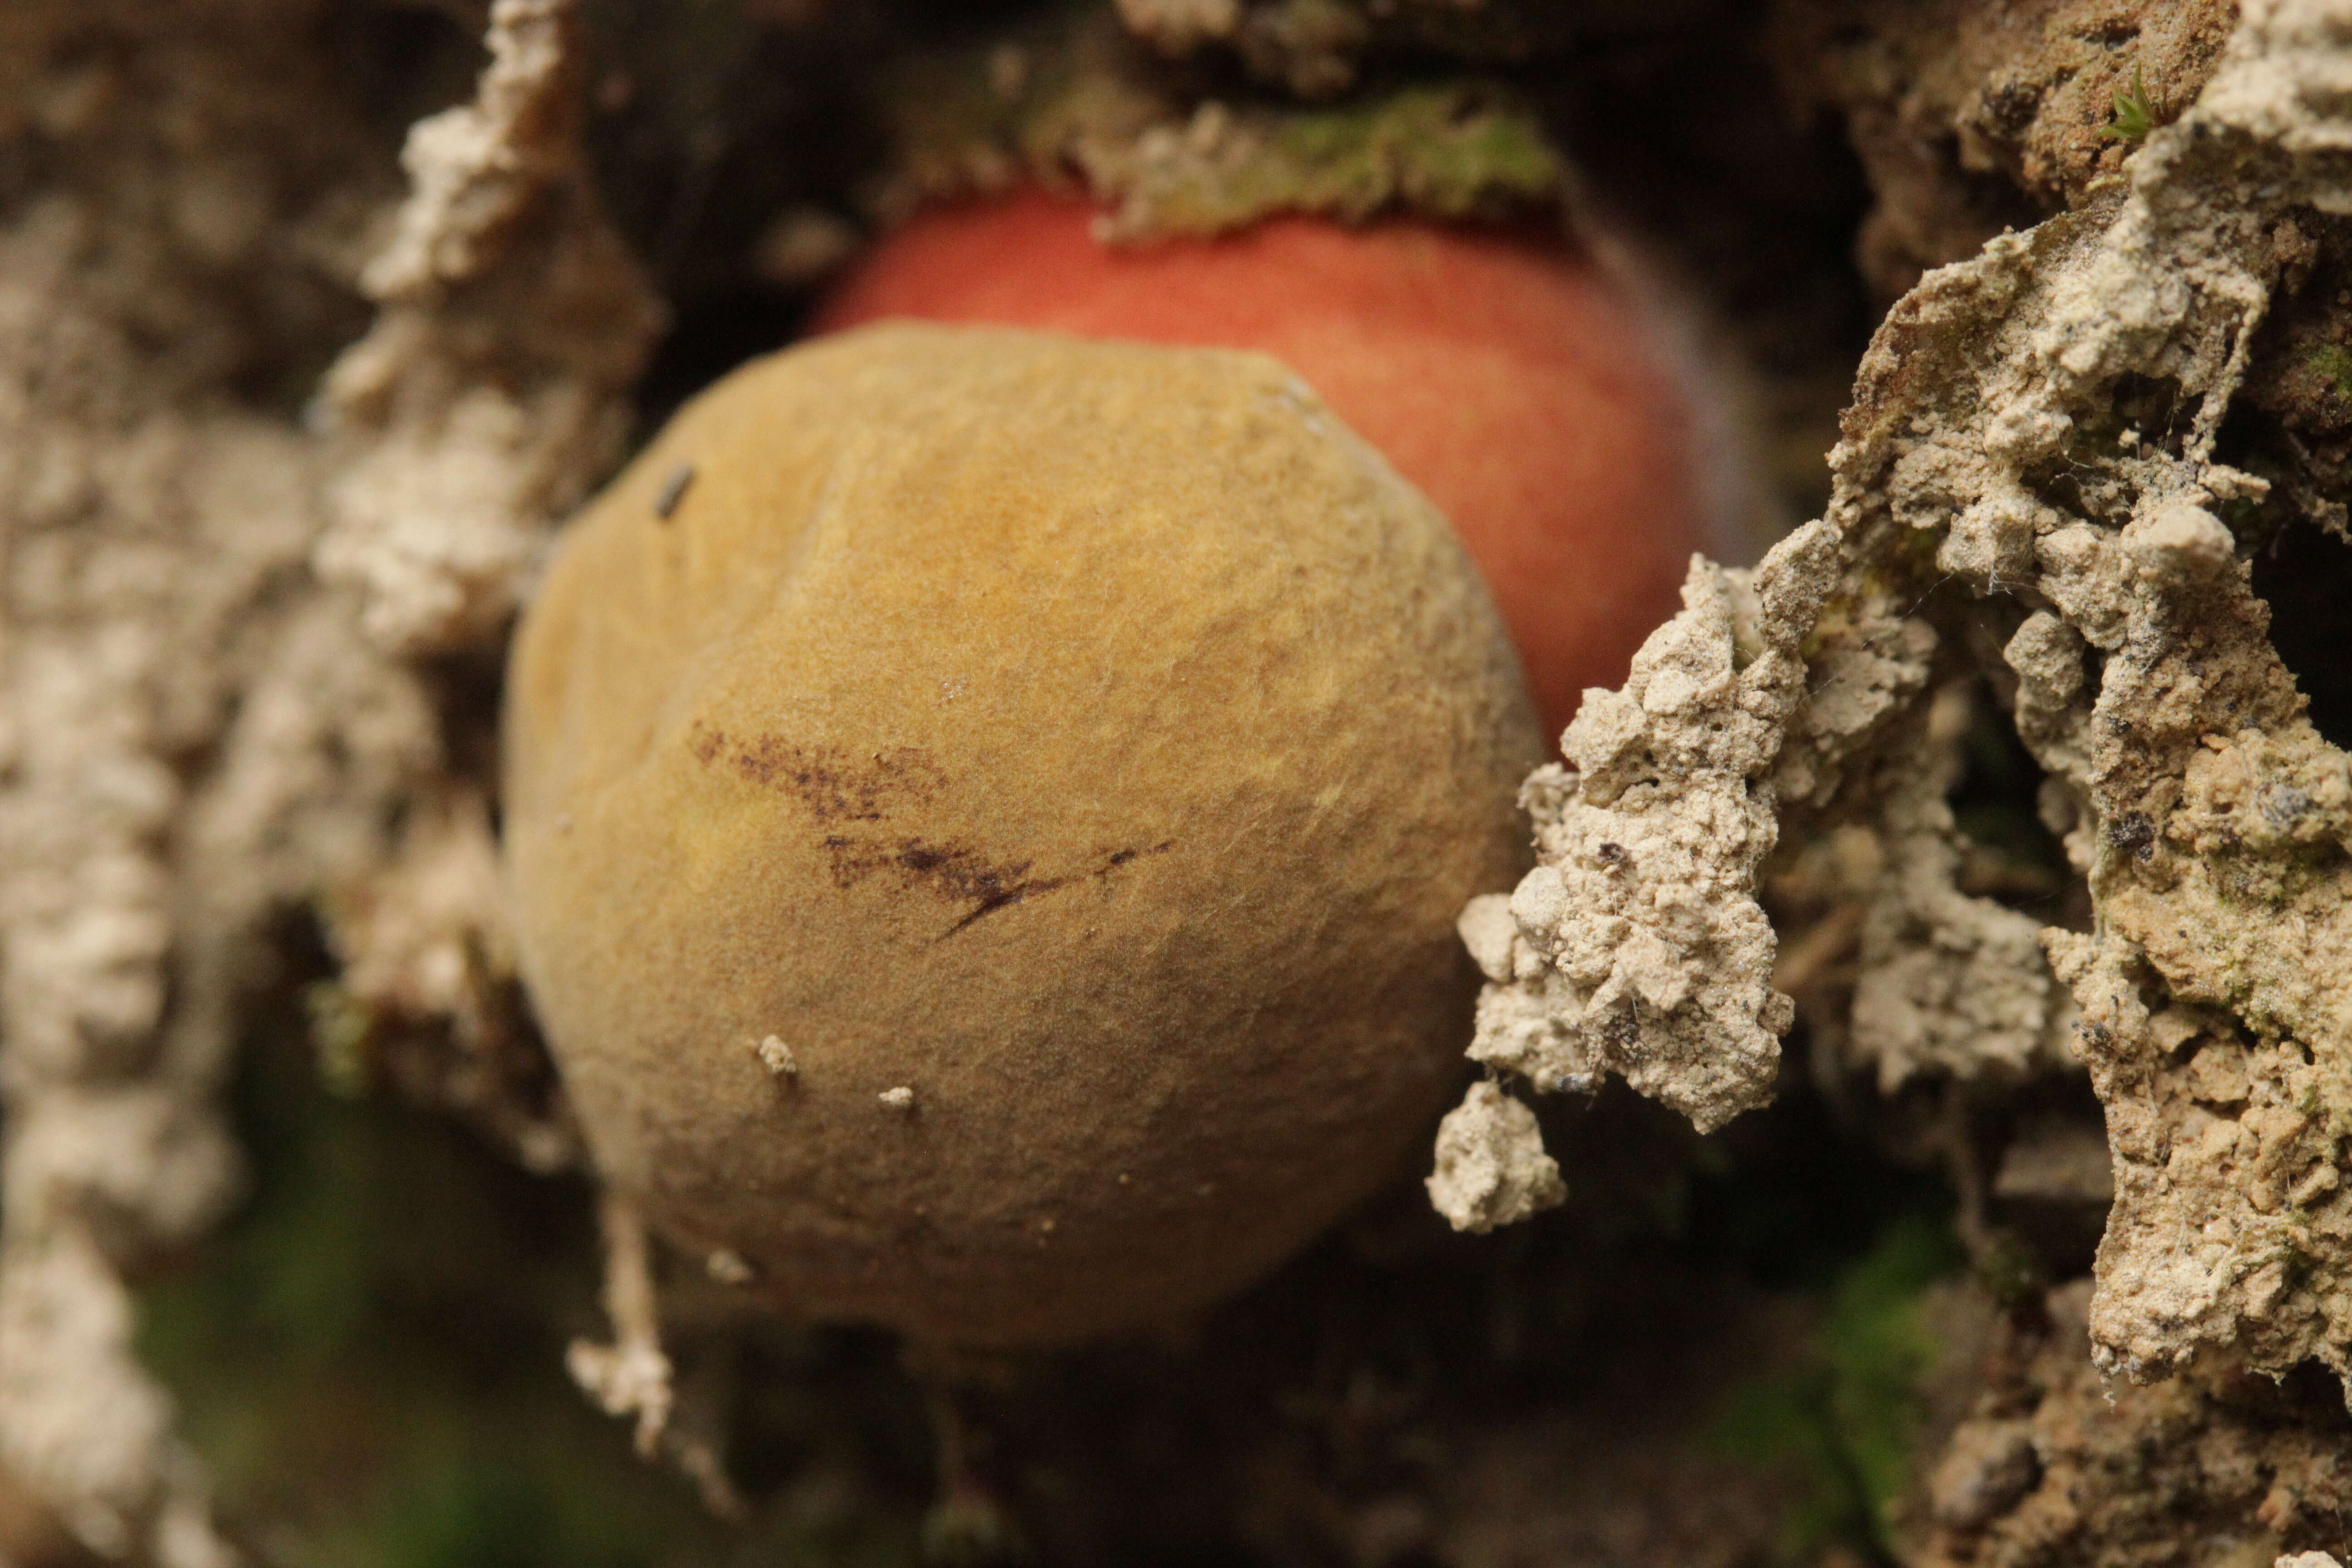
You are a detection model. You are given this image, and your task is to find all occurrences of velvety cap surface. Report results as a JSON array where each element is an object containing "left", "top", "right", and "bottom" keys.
[{"left": 504, "top": 323, "right": 1543, "bottom": 1345}]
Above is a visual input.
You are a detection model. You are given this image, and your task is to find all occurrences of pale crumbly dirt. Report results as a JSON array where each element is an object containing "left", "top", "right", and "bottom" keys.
[
  {"left": 1455, "top": 0, "right": 2352, "bottom": 1556},
  {"left": 0, "top": 0, "right": 651, "bottom": 1557},
  {"left": 1460, "top": 0, "right": 2352, "bottom": 1387},
  {"left": 1897, "top": 1279, "right": 2352, "bottom": 1568},
  {"left": 1771, "top": 0, "right": 2244, "bottom": 301}
]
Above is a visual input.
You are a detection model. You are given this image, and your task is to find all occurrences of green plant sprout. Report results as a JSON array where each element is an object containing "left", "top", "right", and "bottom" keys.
[{"left": 2099, "top": 65, "right": 2155, "bottom": 144}]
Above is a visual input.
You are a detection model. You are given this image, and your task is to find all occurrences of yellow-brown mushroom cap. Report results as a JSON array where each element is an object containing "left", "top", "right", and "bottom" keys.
[{"left": 503, "top": 323, "right": 1544, "bottom": 1346}]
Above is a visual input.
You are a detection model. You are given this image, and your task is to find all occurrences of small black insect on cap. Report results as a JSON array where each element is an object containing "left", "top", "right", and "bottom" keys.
[{"left": 654, "top": 463, "right": 697, "bottom": 521}]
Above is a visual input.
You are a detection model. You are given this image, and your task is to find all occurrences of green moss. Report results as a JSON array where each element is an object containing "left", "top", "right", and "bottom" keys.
[
  {"left": 137, "top": 1007, "right": 927, "bottom": 1567},
  {"left": 1971, "top": 1231, "right": 2049, "bottom": 1314},
  {"left": 136, "top": 1029, "right": 712, "bottom": 1566},
  {"left": 2309, "top": 343, "right": 2352, "bottom": 402},
  {"left": 1705, "top": 1215, "right": 1964, "bottom": 1562},
  {"left": 2281, "top": 1244, "right": 2315, "bottom": 1290},
  {"left": 874, "top": 8, "right": 1561, "bottom": 238},
  {"left": 303, "top": 978, "right": 375, "bottom": 1099},
  {"left": 1120, "top": 83, "right": 1563, "bottom": 235}
]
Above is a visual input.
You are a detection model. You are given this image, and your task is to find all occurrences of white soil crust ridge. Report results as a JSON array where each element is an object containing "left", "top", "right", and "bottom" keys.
[
  {"left": 0, "top": 0, "right": 655, "bottom": 1557},
  {"left": 1437, "top": 0, "right": 2352, "bottom": 1404}
]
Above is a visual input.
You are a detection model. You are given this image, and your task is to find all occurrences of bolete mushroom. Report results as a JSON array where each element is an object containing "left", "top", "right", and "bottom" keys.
[
  {"left": 503, "top": 323, "right": 1545, "bottom": 1346},
  {"left": 816, "top": 191, "right": 1721, "bottom": 735}
]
